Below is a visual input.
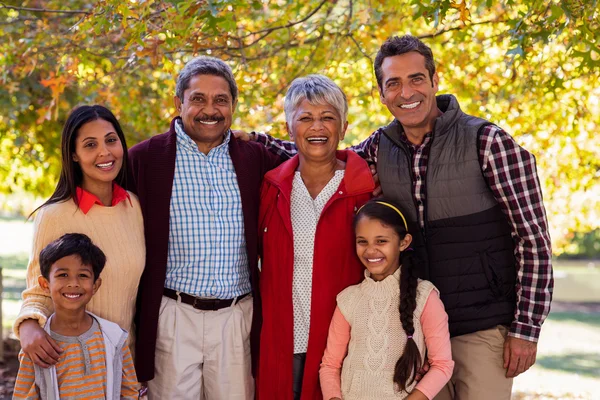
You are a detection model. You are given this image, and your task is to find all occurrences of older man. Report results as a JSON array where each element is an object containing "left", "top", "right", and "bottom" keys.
[
  {"left": 252, "top": 35, "right": 553, "bottom": 400},
  {"left": 128, "top": 56, "right": 279, "bottom": 399}
]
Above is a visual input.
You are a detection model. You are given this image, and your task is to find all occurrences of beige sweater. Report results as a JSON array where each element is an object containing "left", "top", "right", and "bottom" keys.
[
  {"left": 13, "top": 195, "right": 145, "bottom": 341},
  {"left": 337, "top": 268, "right": 435, "bottom": 400}
]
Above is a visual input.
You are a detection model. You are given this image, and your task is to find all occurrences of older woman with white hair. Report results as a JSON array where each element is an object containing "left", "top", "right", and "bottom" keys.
[{"left": 257, "top": 75, "right": 374, "bottom": 400}]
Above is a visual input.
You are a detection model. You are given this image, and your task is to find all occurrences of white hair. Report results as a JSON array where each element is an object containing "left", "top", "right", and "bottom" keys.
[{"left": 283, "top": 74, "right": 348, "bottom": 127}]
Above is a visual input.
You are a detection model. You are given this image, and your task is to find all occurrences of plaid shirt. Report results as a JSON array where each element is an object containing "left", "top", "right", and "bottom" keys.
[
  {"left": 166, "top": 120, "right": 251, "bottom": 298},
  {"left": 256, "top": 124, "right": 553, "bottom": 342}
]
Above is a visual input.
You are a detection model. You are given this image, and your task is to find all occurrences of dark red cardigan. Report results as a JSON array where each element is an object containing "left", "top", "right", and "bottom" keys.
[{"left": 127, "top": 117, "right": 280, "bottom": 382}]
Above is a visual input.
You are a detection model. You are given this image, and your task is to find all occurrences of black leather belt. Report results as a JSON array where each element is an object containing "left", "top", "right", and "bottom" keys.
[{"left": 163, "top": 288, "right": 250, "bottom": 311}]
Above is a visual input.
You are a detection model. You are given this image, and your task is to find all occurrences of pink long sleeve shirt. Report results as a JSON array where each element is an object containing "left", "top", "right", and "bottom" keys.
[{"left": 320, "top": 291, "right": 454, "bottom": 400}]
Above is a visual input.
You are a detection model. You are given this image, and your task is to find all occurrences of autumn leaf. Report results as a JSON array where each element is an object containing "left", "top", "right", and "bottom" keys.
[
  {"left": 450, "top": 0, "right": 471, "bottom": 23},
  {"left": 5, "top": 81, "right": 19, "bottom": 94},
  {"left": 40, "top": 73, "right": 70, "bottom": 101}
]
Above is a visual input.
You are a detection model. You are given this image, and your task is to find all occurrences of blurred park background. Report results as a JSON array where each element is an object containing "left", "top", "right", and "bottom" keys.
[{"left": 0, "top": 0, "right": 599, "bottom": 398}]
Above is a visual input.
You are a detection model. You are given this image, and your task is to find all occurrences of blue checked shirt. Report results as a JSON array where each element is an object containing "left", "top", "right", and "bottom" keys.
[{"left": 165, "top": 120, "right": 251, "bottom": 299}]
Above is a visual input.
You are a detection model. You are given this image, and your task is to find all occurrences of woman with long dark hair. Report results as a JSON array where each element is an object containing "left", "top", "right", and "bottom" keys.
[
  {"left": 13, "top": 105, "right": 145, "bottom": 368},
  {"left": 319, "top": 199, "right": 454, "bottom": 399}
]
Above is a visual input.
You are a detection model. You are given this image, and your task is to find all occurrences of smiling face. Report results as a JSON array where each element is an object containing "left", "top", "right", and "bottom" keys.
[
  {"left": 72, "top": 119, "right": 124, "bottom": 194},
  {"left": 174, "top": 74, "right": 236, "bottom": 154},
  {"left": 287, "top": 100, "right": 347, "bottom": 164},
  {"left": 379, "top": 52, "right": 440, "bottom": 140},
  {"left": 355, "top": 216, "right": 412, "bottom": 281},
  {"left": 39, "top": 254, "right": 101, "bottom": 313}
]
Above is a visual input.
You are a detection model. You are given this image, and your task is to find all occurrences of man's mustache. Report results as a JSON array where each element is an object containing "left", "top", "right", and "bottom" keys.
[{"left": 194, "top": 115, "right": 225, "bottom": 122}]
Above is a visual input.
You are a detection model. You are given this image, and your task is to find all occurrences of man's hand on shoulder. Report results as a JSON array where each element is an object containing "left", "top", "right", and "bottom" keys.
[
  {"left": 232, "top": 129, "right": 255, "bottom": 141},
  {"left": 503, "top": 336, "right": 537, "bottom": 378},
  {"left": 370, "top": 164, "right": 382, "bottom": 197}
]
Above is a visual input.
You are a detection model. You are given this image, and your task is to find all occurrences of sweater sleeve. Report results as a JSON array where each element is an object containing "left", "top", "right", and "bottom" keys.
[
  {"left": 319, "top": 306, "right": 350, "bottom": 400},
  {"left": 13, "top": 207, "right": 57, "bottom": 338},
  {"left": 120, "top": 342, "right": 141, "bottom": 399},
  {"left": 414, "top": 291, "right": 454, "bottom": 399},
  {"left": 12, "top": 351, "right": 40, "bottom": 399}
]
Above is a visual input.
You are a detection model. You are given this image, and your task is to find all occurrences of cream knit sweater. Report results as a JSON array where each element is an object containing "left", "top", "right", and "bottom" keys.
[
  {"left": 13, "top": 195, "right": 145, "bottom": 342},
  {"left": 337, "top": 268, "right": 436, "bottom": 400}
]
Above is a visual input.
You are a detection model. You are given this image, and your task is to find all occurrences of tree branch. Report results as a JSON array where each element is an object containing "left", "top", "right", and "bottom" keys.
[
  {"left": 236, "top": 0, "right": 329, "bottom": 40},
  {"left": 273, "top": 31, "right": 325, "bottom": 98},
  {"left": 418, "top": 17, "right": 506, "bottom": 39},
  {"left": 232, "top": 12, "right": 247, "bottom": 65},
  {"left": 0, "top": 2, "right": 90, "bottom": 15},
  {"left": 344, "top": 0, "right": 353, "bottom": 32},
  {"left": 348, "top": 33, "right": 373, "bottom": 66},
  {"left": 226, "top": 1, "right": 335, "bottom": 53}
]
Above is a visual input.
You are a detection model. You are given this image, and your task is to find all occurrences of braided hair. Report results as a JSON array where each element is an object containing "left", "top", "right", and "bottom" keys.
[{"left": 354, "top": 198, "right": 421, "bottom": 391}]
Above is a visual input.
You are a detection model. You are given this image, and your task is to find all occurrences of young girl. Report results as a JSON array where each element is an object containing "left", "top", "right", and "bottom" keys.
[{"left": 320, "top": 199, "right": 454, "bottom": 400}]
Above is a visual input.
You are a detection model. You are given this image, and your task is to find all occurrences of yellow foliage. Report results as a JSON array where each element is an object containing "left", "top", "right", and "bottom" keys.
[{"left": 1, "top": 0, "right": 599, "bottom": 254}]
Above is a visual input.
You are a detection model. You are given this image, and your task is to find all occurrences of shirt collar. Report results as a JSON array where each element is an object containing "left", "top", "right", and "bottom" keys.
[
  {"left": 76, "top": 183, "right": 132, "bottom": 215},
  {"left": 399, "top": 130, "right": 433, "bottom": 148},
  {"left": 174, "top": 118, "right": 231, "bottom": 154}
]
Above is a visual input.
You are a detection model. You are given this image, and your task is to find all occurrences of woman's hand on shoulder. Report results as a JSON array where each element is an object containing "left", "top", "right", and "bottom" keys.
[{"left": 19, "top": 319, "right": 63, "bottom": 367}]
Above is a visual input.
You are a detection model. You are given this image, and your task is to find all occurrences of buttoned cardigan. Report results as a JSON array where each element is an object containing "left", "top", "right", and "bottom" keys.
[{"left": 127, "top": 117, "right": 280, "bottom": 381}]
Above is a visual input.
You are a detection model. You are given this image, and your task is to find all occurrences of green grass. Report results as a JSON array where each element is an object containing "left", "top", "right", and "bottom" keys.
[
  {"left": 1, "top": 253, "right": 27, "bottom": 332},
  {"left": 547, "top": 310, "right": 600, "bottom": 328},
  {"left": 0, "top": 215, "right": 29, "bottom": 223},
  {"left": 0, "top": 253, "right": 29, "bottom": 271},
  {"left": 1, "top": 253, "right": 28, "bottom": 303},
  {"left": 513, "top": 312, "right": 600, "bottom": 398},
  {"left": 0, "top": 218, "right": 29, "bottom": 332},
  {"left": 2, "top": 299, "right": 20, "bottom": 331},
  {"left": 554, "top": 264, "right": 600, "bottom": 274},
  {"left": 536, "top": 352, "right": 600, "bottom": 378},
  {"left": 1, "top": 268, "right": 27, "bottom": 279}
]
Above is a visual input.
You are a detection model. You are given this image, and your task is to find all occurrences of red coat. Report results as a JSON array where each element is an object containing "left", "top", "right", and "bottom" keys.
[{"left": 257, "top": 150, "right": 374, "bottom": 400}]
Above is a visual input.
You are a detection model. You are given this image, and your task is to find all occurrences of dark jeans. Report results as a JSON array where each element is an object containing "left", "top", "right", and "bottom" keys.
[{"left": 293, "top": 353, "right": 307, "bottom": 400}]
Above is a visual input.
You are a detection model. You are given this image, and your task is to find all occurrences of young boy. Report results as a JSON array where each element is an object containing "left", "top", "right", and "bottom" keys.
[{"left": 13, "top": 233, "right": 139, "bottom": 399}]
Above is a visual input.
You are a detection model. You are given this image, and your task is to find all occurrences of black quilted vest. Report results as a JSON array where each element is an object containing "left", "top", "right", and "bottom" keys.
[{"left": 377, "top": 94, "right": 516, "bottom": 337}]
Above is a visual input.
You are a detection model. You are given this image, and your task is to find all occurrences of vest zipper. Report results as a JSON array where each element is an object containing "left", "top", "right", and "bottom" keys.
[
  {"left": 422, "top": 131, "right": 434, "bottom": 244},
  {"left": 383, "top": 127, "right": 428, "bottom": 245}
]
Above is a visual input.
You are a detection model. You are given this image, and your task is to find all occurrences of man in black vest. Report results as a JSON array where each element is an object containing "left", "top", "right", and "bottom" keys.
[
  {"left": 246, "top": 35, "right": 553, "bottom": 400},
  {"left": 364, "top": 35, "right": 553, "bottom": 400}
]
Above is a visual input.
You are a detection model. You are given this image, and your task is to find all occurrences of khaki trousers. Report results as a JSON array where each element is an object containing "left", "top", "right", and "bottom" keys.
[
  {"left": 435, "top": 325, "right": 513, "bottom": 400},
  {"left": 147, "top": 294, "right": 254, "bottom": 400}
]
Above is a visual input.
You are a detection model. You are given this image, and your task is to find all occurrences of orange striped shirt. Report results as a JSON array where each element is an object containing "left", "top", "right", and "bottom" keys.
[{"left": 13, "top": 319, "right": 139, "bottom": 399}]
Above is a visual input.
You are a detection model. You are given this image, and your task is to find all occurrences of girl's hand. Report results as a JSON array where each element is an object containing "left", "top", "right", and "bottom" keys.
[
  {"left": 19, "top": 319, "right": 63, "bottom": 367},
  {"left": 406, "top": 389, "right": 428, "bottom": 400},
  {"left": 415, "top": 359, "right": 430, "bottom": 381}
]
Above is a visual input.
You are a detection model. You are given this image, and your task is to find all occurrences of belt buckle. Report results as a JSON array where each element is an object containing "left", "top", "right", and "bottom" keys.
[{"left": 193, "top": 296, "right": 218, "bottom": 311}]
